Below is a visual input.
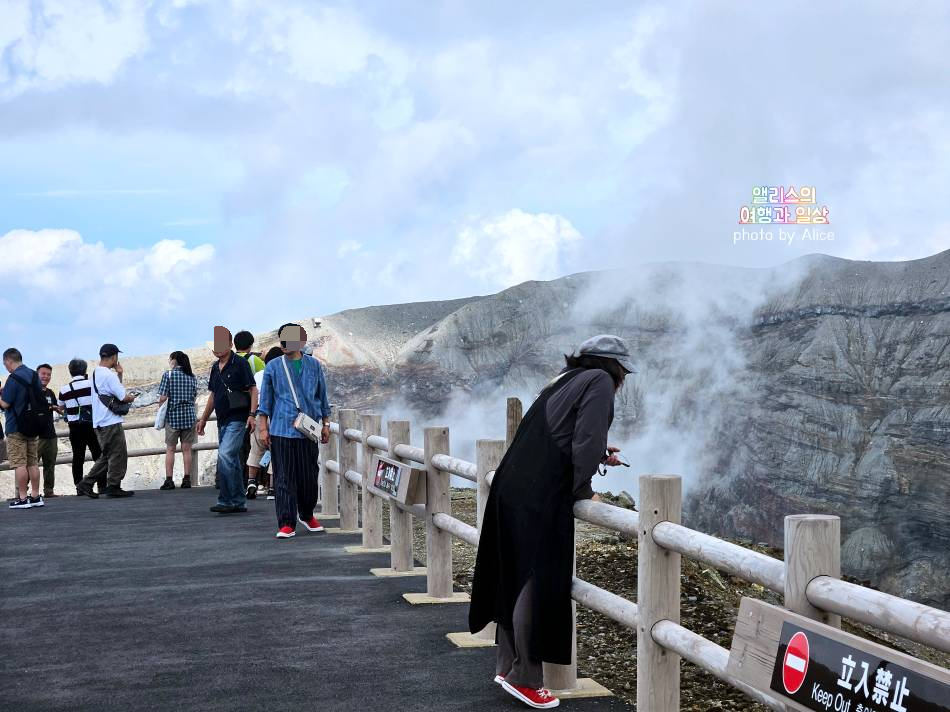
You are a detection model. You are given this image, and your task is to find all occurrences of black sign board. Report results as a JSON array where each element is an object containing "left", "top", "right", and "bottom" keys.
[
  {"left": 367, "top": 454, "right": 426, "bottom": 505},
  {"left": 373, "top": 458, "right": 401, "bottom": 498},
  {"left": 769, "top": 622, "right": 948, "bottom": 712}
]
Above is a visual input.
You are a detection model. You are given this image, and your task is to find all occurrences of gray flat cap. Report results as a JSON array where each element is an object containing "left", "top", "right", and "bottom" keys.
[{"left": 577, "top": 334, "right": 636, "bottom": 373}]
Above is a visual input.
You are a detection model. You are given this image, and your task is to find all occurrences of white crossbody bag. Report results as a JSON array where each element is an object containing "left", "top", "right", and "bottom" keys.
[{"left": 280, "top": 356, "right": 323, "bottom": 443}]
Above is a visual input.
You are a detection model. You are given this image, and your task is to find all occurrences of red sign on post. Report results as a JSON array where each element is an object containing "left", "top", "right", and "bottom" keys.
[{"left": 783, "top": 631, "right": 810, "bottom": 694}]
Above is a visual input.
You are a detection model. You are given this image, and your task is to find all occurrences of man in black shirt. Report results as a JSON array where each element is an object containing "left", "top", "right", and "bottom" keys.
[
  {"left": 197, "top": 327, "right": 257, "bottom": 514},
  {"left": 37, "top": 364, "right": 64, "bottom": 498}
]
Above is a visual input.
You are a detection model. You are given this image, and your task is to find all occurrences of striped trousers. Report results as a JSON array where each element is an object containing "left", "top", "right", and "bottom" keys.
[{"left": 270, "top": 435, "right": 321, "bottom": 528}]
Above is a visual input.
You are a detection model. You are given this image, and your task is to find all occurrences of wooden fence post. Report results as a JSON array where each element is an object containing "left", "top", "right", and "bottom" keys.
[
  {"left": 505, "top": 397, "right": 522, "bottom": 450},
  {"left": 189, "top": 449, "right": 202, "bottom": 486},
  {"left": 424, "top": 426, "right": 452, "bottom": 598},
  {"left": 338, "top": 408, "right": 360, "bottom": 532},
  {"left": 473, "top": 439, "right": 505, "bottom": 642},
  {"left": 388, "top": 420, "right": 414, "bottom": 572},
  {"left": 638, "top": 475, "right": 682, "bottom": 712},
  {"left": 322, "top": 417, "right": 339, "bottom": 516},
  {"left": 360, "top": 414, "right": 383, "bottom": 550},
  {"left": 784, "top": 514, "right": 841, "bottom": 628}
]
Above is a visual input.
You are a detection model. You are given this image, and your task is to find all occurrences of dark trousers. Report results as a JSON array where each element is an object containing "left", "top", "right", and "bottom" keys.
[
  {"left": 496, "top": 579, "right": 543, "bottom": 689},
  {"left": 68, "top": 422, "right": 104, "bottom": 488},
  {"left": 83, "top": 423, "right": 128, "bottom": 488},
  {"left": 271, "top": 436, "right": 320, "bottom": 528}
]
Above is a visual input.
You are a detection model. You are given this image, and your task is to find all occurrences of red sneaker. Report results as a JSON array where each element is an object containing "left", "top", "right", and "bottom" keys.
[
  {"left": 501, "top": 681, "right": 559, "bottom": 709},
  {"left": 275, "top": 526, "right": 295, "bottom": 539},
  {"left": 494, "top": 674, "right": 505, "bottom": 684},
  {"left": 298, "top": 515, "right": 325, "bottom": 533}
]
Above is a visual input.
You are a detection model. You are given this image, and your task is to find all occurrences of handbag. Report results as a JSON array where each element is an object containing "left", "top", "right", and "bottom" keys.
[
  {"left": 280, "top": 356, "right": 322, "bottom": 443},
  {"left": 154, "top": 401, "right": 168, "bottom": 430},
  {"left": 93, "top": 369, "right": 130, "bottom": 416}
]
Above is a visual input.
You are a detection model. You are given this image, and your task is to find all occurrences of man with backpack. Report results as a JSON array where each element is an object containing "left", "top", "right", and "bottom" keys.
[
  {"left": 0, "top": 348, "right": 48, "bottom": 509},
  {"left": 76, "top": 344, "right": 138, "bottom": 499},
  {"left": 58, "top": 358, "right": 106, "bottom": 495}
]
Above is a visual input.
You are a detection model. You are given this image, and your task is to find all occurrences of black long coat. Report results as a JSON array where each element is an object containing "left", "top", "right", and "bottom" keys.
[{"left": 468, "top": 369, "right": 585, "bottom": 664}]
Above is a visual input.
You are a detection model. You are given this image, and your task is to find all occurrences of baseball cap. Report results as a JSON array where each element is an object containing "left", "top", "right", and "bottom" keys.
[
  {"left": 576, "top": 334, "right": 636, "bottom": 373},
  {"left": 99, "top": 343, "right": 122, "bottom": 358}
]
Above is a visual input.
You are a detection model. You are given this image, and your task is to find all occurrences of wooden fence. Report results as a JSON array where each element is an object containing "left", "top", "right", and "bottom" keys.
[{"left": 320, "top": 403, "right": 950, "bottom": 712}]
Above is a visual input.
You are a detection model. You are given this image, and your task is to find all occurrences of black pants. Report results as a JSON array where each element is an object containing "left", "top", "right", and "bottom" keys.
[
  {"left": 270, "top": 436, "right": 320, "bottom": 528},
  {"left": 68, "top": 421, "right": 104, "bottom": 488},
  {"left": 496, "top": 579, "right": 543, "bottom": 689}
]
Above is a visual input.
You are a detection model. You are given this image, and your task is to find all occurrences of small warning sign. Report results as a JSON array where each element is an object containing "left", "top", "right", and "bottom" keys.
[{"left": 783, "top": 630, "right": 810, "bottom": 694}]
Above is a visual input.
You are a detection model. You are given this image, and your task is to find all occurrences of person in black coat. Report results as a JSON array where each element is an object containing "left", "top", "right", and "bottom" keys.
[{"left": 469, "top": 334, "right": 635, "bottom": 709}]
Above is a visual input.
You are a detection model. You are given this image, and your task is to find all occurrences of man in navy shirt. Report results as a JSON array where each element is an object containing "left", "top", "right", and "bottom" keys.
[
  {"left": 197, "top": 327, "right": 258, "bottom": 513},
  {"left": 0, "top": 348, "right": 43, "bottom": 508}
]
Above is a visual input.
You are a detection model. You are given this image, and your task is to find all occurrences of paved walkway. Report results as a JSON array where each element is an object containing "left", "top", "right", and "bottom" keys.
[{"left": 2, "top": 489, "right": 630, "bottom": 711}]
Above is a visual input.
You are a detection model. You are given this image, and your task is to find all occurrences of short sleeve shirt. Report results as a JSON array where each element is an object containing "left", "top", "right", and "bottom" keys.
[
  {"left": 40, "top": 388, "right": 57, "bottom": 439},
  {"left": 158, "top": 367, "right": 198, "bottom": 430},
  {"left": 90, "top": 367, "right": 127, "bottom": 428},
  {"left": 208, "top": 352, "right": 256, "bottom": 426}
]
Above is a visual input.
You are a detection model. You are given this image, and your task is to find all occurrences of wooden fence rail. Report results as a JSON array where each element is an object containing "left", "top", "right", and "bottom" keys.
[{"left": 320, "top": 406, "right": 950, "bottom": 712}]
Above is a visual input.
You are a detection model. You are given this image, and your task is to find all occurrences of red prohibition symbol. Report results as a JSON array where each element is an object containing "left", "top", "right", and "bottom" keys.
[{"left": 782, "top": 631, "right": 810, "bottom": 694}]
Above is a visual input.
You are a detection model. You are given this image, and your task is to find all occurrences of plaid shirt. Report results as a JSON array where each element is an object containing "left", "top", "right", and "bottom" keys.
[{"left": 158, "top": 367, "right": 198, "bottom": 430}]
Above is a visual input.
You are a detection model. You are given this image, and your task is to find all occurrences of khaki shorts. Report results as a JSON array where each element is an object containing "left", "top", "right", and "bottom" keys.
[
  {"left": 165, "top": 425, "right": 198, "bottom": 447},
  {"left": 247, "top": 431, "right": 267, "bottom": 468},
  {"left": 6, "top": 432, "right": 39, "bottom": 468}
]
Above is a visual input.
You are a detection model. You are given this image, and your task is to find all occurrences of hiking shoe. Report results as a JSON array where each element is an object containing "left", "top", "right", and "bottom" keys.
[
  {"left": 501, "top": 681, "right": 559, "bottom": 709},
  {"left": 27, "top": 495, "right": 44, "bottom": 508},
  {"left": 105, "top": 486, "right": 135, "bottom": 498},
  {"left": 160, "top": 479, "right": 175, "bottom": 491},
  {"left": 275, "top": 526, "right": 295, "bottom": 539},
  {"left": 246, "top": 480, "right": 258, "bottom": 499},
  {"left": 180, "top": 476, "right": 191, "bottom": 489},
  {"left": 9, "top": 498, "right": 31, "bottom": 509},
  {"left": 266, "top": 488, "right": 275, "bottom": 500},
  {"left": 298, "top": 515, "right": 325, "bottom": 533},
  {"left": 76, "top": 483, "right": 99, "bottom": 499}
]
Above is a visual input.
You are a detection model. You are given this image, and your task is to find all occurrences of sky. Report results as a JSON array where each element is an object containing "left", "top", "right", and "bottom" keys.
[{"left": 1, "top": 0, "right": 948, "bottom": 365}]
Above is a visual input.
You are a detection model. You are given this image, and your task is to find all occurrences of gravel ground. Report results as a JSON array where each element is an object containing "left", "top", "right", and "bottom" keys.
[{"left": 380, "top": 489, "right": 949, "bottom": 710}]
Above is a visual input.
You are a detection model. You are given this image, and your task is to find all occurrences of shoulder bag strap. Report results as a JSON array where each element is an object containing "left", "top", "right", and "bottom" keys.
[{"left": 280, "top": 356, "right": 302, "bottom": 412}]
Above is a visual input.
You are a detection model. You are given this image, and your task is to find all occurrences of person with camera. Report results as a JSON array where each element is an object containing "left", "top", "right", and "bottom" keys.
[
  {"left": 468, "top": 335, "right": 634, "bottom": 710},
  {"left": 58, "top": 358, "right": 106, "bottom": 495},
  {"left": 257, "top": 323, "right": 331, "bottom": 539},
  {"left": 196, "top": 327, "right": 257, "bottom": 514},
  {"left": 77, "top": 344, "right": 138, "bottom": 499}
]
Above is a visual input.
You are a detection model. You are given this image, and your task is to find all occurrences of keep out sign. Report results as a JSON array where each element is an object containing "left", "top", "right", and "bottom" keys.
[{"left": 769, "top": 623, "right": 949, "bottom": 712}]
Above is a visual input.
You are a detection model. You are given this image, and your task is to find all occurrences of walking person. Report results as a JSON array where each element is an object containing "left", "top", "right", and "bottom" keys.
[
  {"left": 157, "top": 351, "right": 198, "bottom": 491},
  {"left": 57, "top": 359, "right": 106, "bottom": 495},
  {"left": 1, "top": 348, "right": 48, "bottom": 509},
  {"left": 257, "top": 323, "right": 331, "bottom": 539},
  {"left": 469, "top": 335, "right": 635, "bottom": 709},
  {"left": 77, "top": 344, "right": 138, "bottom": 498},
  {"left": 246, "top": 346, "right": 284, "bottom": 499},
  {"left": 36, "top": 364, "right": 64, "bottom": 498},
  {"left": 196, "top": 327, "right": 257, "bottom": 514},
  {"left": 234, "top": 330, "right": 265, "bottom": 495}
]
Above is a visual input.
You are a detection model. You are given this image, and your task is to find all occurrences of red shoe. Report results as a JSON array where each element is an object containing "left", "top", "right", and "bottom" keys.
[
  {"left": 275, "top": 526, "right": 295, "bottom": 539},
  {"left": 298, "top": 515, "right": 325, "bottom": 533},
  {"left": 494, "top": 674, "right": 505, "bottom": 684},
  {"left": 501, "top": 681, "right": 559, "bottom": 709}
]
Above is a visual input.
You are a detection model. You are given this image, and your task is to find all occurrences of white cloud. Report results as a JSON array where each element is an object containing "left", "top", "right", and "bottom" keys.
[
  {"left": 2, "top": 0, "right": 149, "bottom": 94},
  {"left": 336, "top": 239, "right": 363, "bottom": 258},
  {"left": 452, "top": 209, "right": 583, "bottom": 287},
  {"left": 0, "top": 228, "right": 214, "bottom": 317}
]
